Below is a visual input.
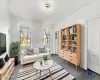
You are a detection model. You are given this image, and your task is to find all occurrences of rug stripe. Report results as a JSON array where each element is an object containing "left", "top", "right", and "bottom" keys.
[
  {"left": 53, "top": 72, "right": 68, "bottom": 80},
  {"left": 17, "top": 63, "right": 57, "bottom": 78},
  {"left": 18, "top": 63, "right": 56, "bottom": 75},
  {"left": 18, "top": 69, "right": 35, "bottom": 75},
  {"left": 39, "top": 66, "right": 63, "bottom": 79},
  {"left": 17, "top": 69, "right": 36, "bottom": 78},
  {"left": 17, "top": 69, "right": 36, "bottom": 77},
  {"left": 23, "top": 66, "right": 62, "bottom": 80},
  {"left": 57, "top": 73, "right": 70, "bottom": 80},
  {"left": 41, "top": 68, "right": 64, "bottom": 80},
  {"left": 16, "top": 62, "right": 76, "bottom": 80}
]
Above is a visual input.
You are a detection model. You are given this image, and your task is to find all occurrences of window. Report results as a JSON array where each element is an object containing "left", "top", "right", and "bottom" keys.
[
  {"left": 17, "top": 21, "right": 32, "bottom": 47},
  {"left": 20, "top": 31, "right": 31, "bottom": 47}
]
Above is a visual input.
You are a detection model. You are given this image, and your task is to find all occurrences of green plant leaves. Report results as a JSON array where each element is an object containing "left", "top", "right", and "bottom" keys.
[{"left": 10, "top": 41, "right": 20, "bottom": 57}]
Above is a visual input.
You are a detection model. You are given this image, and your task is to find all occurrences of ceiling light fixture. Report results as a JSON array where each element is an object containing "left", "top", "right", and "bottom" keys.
[
  {"left": 45, "top": 0, "right": 51, "bottom": 9},
  {"left": 45, "top": 3, "right": 51, "bottom": 8}
]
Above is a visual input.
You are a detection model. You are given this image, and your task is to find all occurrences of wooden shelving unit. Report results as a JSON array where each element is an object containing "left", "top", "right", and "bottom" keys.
[
  {"left": 0, "top": 58, "right": 15, "bottom": 80},
  {"left": 60, "top": 24, "right": 81, "bottom": 69}
]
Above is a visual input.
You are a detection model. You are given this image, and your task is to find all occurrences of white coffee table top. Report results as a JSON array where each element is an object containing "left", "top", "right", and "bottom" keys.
[{"left": 33, "top": 60, "right": 53, "bottom": 70}]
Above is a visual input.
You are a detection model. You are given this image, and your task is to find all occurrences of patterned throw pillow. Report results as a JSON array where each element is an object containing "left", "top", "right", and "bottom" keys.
[
  {"left": 26, "top": 49, "right": 34, "bottom": 55},
  {"left": 21, "top": 49, "right": 27, "bottom": 56}
]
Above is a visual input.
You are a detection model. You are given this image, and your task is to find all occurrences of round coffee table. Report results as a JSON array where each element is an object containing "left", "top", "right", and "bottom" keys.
[{"left": 33, "top": 60, "right": 53, "bottom": 80}]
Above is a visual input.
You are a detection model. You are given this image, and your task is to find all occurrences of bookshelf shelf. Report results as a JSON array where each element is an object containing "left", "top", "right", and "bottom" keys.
[
  {"left": 62, "top": 40, "right": 67, "bottom": 41},
  {"left": 67, "top": 40, "right": 77, "bottom": 41},
  {"left": 62, "top": 35, "right": 67, "bottom": 36},
  {"left": 67, "top": 33, "right": 77, "bottom": 35},
  {"left": 60, "top": 24, "right": 81, "bottom": 69},
  {"left": 67, "top": 45, "right": 77, "bottom": 47}
]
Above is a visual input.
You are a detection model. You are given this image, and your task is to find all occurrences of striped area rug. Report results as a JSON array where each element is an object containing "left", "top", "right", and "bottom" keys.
[{"left": 17, "top": 62, "right": 76, "bottom": 80}]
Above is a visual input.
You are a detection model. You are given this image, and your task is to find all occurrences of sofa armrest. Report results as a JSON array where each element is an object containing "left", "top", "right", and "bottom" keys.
[
  {"left": 46, "top": 48, "right": 50, "bottom": 53},
  {"left": 20, "top": 50, "right": 25, "bottom": 65}
]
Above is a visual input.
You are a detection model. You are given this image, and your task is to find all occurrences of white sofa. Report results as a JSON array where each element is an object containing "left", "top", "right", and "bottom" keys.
[{"left": 20, "top": 48, "right": 50, "bottom": 65}]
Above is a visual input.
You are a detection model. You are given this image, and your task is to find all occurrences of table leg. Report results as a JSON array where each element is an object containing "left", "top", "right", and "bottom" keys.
[
  {"left": 39, "top": 70, "right": 41, "bottom": 80},
  {"left": 49, "top": 69, "right": 52, "bottom": 80},
  {"left": 36, "top": 70, "right": 38, "bottom": 75},
  {"left": 36, "top": 70, "right": 38, "bottom": 78},
  {"left": 36, "top": 70, "right": 41, "bottom": 80}
]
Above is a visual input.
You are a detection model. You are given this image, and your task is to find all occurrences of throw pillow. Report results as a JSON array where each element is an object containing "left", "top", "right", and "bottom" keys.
[
  {"left": 21, "top": 49, "right": 27, "bottom": 56},
  {"left": 34, "top": 48, "right": 38, "bottom": 54},
  {"left": 26, "top": 49, "right": 34, "bottom": 55},
  {"left": 39, "top": 48, "right": 46, "bottom": 53}
]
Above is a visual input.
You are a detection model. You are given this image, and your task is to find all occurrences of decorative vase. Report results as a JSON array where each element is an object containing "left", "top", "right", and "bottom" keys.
[
  {"left": 40, "top": 60, "right": 43, "bottom": 66},
  {"left": 5, "top": 54, "right": 9, "bottom": 62}
]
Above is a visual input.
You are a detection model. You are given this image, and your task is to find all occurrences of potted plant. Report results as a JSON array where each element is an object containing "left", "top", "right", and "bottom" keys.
[
  {"left": 10, "top": 41, "right": 20, "bottom": 66},
  {"left": 43, "top": 56, "right": 48, "bottom": 61},
  {"left": 40, "top": 56, "right": 48, "bottom": 65}
]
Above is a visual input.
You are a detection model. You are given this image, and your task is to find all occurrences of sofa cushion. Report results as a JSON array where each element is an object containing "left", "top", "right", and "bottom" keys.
[
  {"left": 39, "top": 48, "right": 46, "bottom": 53},
  {"left": 27, "top": 49, "right": 33, "bottom": 53},
  {"left": 26, "top": 49, "right": 34, "bottom": 55},
  {"left": 23, "top": 54, "right": 38, "bottom": 61},
  {"left": 23, "top": 53, "right": 50, "bottom": 62}
]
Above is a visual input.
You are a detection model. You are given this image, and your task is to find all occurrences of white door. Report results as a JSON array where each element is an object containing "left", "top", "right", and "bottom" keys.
[{"left": 88, "top": 18, "right": 100, "bottom": 74}]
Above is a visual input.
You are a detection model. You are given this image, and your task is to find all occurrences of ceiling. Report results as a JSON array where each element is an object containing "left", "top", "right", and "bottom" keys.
[{"left": 9, "top": 0, "right": 93, "bottom": 25}]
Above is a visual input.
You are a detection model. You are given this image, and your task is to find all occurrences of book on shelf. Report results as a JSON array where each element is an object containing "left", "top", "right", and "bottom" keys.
[
  {"left": 71, "top": 34, "right": 77, "bottom": 40},
  {"left": 62, "top": 29, "right": 67, "bottom": 35},
  {"left": 69, "top": 26, "right": 77, "bottom": 34}
]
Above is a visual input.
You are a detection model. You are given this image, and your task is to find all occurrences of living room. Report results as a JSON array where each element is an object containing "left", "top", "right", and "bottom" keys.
[{"left": 0, "top": 0, "right": 100, "bottom": 80}]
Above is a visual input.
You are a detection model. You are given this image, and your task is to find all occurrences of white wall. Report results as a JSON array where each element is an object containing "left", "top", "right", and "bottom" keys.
[
  {"left": 10, "top": 15, "right": 54, "bottom": 50},
  {"left": 53, "top": 0, "right": 100, "bottom": 70},
  {"left": 10, "top": 15, "right": 45, "bottom": 48},
  {"left": 0, "top": 0, "right": 10, "bottom": 58},
  {"left": 10, "top": 14, "right": 20, "bottom": 42},
  {"left": 31, "top": 22, "right": 44, "bottom": 48}
]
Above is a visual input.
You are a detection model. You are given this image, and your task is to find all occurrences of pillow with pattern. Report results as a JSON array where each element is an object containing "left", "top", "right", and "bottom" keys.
[{"left": 26, "top": 49, "right": 34, "bottom": 55}]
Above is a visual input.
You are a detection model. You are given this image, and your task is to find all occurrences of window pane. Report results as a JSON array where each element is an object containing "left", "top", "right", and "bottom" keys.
[
  {"left": 43, "top": 35, "right": 47, "bottom": 38},
  {"left": 43, "top": 39, "right": 47, "bottom": 45},
  {"left": 20, "top": 37, "right": 31, "bottom": 47}
]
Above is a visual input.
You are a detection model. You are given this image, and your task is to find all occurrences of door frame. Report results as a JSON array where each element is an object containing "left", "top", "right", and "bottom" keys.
[{"left": 55, "top": 31, "right": 59, "bottom": 55}]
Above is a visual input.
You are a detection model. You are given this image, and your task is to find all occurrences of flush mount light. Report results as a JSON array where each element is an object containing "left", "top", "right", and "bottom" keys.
[
  {"left": 40, "top": 0, "right": 53, "bottom": 10},
  {"left": 45, "top": 3, "right": 51, "bottom": 9},
  {"left": 44, "top": 0, "right": 52, "bottom": 9}
]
